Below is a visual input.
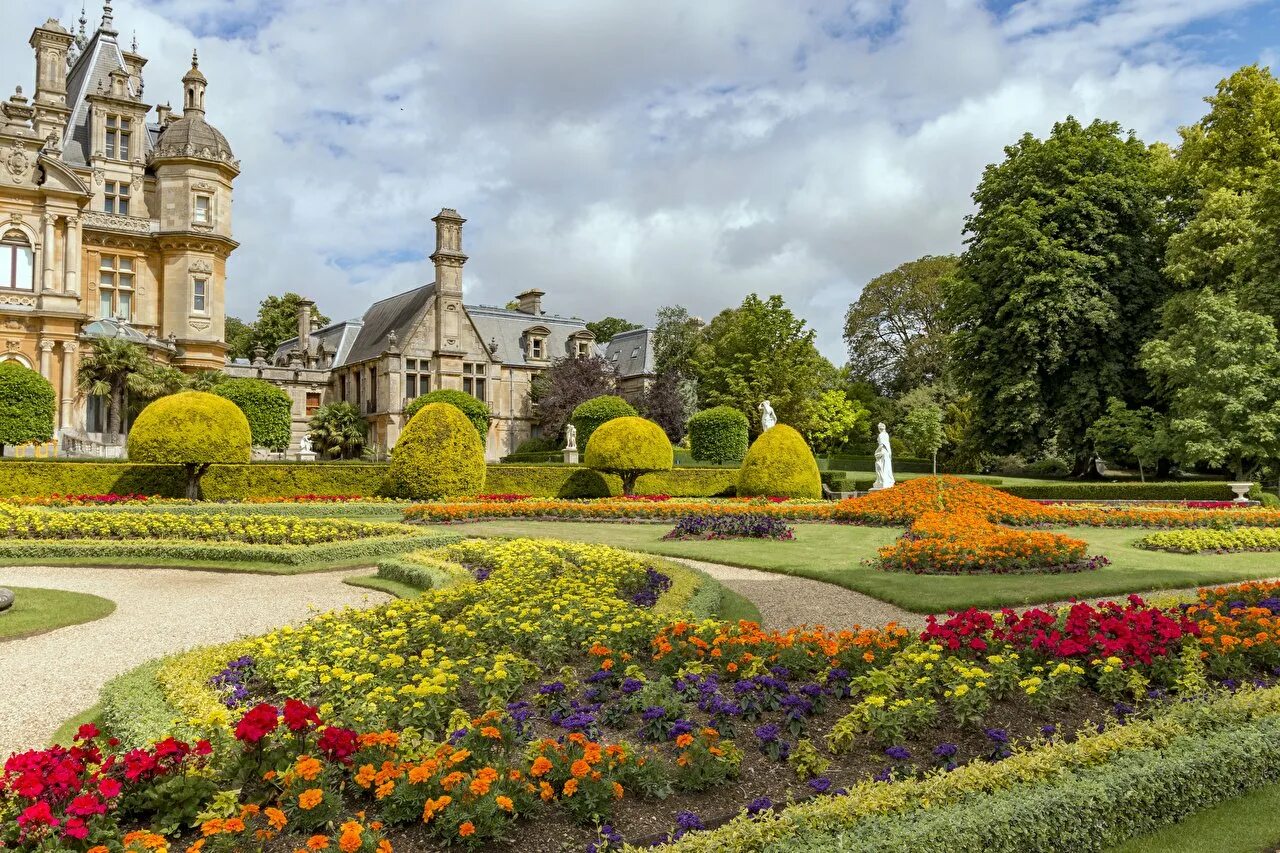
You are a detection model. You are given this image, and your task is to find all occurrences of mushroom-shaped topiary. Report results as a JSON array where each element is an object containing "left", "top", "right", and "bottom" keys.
[
  {"left": 688, "top": 405, "right": 750, "bottom": 464},
  {"left": 404, "top": 389, "right": 491, "bottom": 439},
  {"left": 0, "top": 361, "right": 55, "bottom": 453},
  {"left": 571, "top": 395, "right": 637, "bottom": 449},
  {"left": 127, "top": 391, "right": 252, "bottom": 498},
  {"left": 737, "top": 424, "right": 821, "bottom": 499},
  {"left": 212, "top": 377, "right": 293, "bottom": 451},
  {"left": 388, "top": 402, "right": 486, "bottom": 499},
  {"left": 584, "top": 416, "right": 672, "bottom": 495}
]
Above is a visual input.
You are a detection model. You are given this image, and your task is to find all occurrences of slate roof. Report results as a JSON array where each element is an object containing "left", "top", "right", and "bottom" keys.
[
  {"left": 272, "top": 319, "right": 364, "bottom": 365},
  {"left": 62, "top": 28, "right": 151, "bottom": 167},
  {"left": 156, "top": 113, "right": 233, "bottom": 158},
  {"left": 466, "top": 303, "right": 591, "bottom": 367},
  {"left": 603, "top": 328, "right": 655, "bottom": 378}
]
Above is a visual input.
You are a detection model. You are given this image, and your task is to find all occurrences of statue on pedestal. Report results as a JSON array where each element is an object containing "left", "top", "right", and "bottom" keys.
[
  {"left": 759, "top": 400, "right": 777, "bottom": 432},
  {"left": 297, "top": 433, "right": 317, "bottom": 461},
  {"left": 562, "top": 423, "right": 579, "bottom": 464},
  {"left": 872, "top": 422, "right": 895, "bottom": 490}
]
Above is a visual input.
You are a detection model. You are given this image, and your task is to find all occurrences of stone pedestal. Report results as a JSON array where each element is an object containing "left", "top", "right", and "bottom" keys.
[
  {"left": 563, "top": 448, "right": 579, "bottom": 464},
  {"left": 1228, "top": 482, "right": 1253, "bottom": 504},
  {"left": 295, "top": 451, "right": 317, "bottom": 462}
]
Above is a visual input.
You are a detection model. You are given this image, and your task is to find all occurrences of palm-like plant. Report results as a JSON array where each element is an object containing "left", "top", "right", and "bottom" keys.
[
  {"left": 77, "top": 337, "right": 154, "bottom": 437},
  {"left": 308, "top": 401, "right": 368, "bottom": 459}
]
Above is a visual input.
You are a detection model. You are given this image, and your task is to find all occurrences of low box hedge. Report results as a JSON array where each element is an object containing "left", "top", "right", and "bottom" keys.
[
  {"left": 0, "top": 460, "right": 188, "bottom": 498},
  {"left": 200, "top": 462, "right": 392, "bottom": 500},
  {"left": 484, "top": 465, "right": 737, "bottom": 498},
  {"left": 821, "top": 454, "right": 938, "bottom": 474},
  {"left": 999, "top": 481, "right": 1236, "bottom": 501}
]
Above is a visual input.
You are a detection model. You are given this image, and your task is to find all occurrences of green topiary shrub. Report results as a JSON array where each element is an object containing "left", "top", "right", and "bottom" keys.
[
  {"left": 515, "top": 435, "right": 558, "bottom": 455},
  {"left": 571, "top": 395, "right": 637, "bottom": 449},
  {"left": 127, "top": 391, "right": 251, "bottom": 498},
  {"left": 737, "top": 424, "right": 821, "bottom": 499},
  {"left": 211, "top": 377, "right": 292, "bottom": 451},
  {"left": 688, "top": 406, "right": 749, "bottom": 464},
  {"left": 0, "top": 361, "right": 55, "bottom": 452},
  {"left": 584, "top": 416, "right": 673, "bottom": 494},
  {"left": 388, "top": 402, "right": 486, "bottom": 499},
  {"left": 404, "top": 389, "right": 491, "bottom": 439}
]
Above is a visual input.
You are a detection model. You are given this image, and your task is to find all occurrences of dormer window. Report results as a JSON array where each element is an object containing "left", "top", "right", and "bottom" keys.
[
  {"left": 104, "top": 181, "right": 129, "bottom": 215},
  {"left": 577, "top": 340, "right": 591, "bottom": 357},
  {"left": 531, "top": 338, "right": 544, "bottom": 359},
  {"left": 105, "top": 115, "right": 131, "bottom": 160},
  {"left": 524, "top": 325, "right": 551, "bottom": 361},
  {"left": 1, "top": 230, "right": 34, "bottom": 292},
  {"left": 193, "top": 194, "right": 212, "bottom": 225}
]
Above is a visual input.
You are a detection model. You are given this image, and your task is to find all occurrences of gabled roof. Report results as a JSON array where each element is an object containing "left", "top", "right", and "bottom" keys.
[
  {"left": 466, "top": 303, "right": 590, "bottom": 367},
  {"left": 62, "top": 27, "right": 150, "bottom": 167},
  {"left": 603, "top": 327, "right": 655, "bottom": 378},
  {"left": 341, "top": 283, "right": 435, "bottom": 366}
]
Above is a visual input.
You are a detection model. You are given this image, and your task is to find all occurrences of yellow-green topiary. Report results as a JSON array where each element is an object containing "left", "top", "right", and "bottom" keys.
[
  {"left": 127, "top": 391, "right": 252, "bottom": 498},
  {"left": 584, "top": 416, "right": 673, "bottom": 494},
  {"left": 737, "top": 424, "right": 821, "bottom": 499},
  {"left": 388, "top": 402, "right": 486, "bottom": 499}
]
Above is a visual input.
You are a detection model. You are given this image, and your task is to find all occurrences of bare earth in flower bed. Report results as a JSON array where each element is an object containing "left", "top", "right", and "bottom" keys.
[{"left": 0, "top": 566, "right": 390, "bottom": 757}]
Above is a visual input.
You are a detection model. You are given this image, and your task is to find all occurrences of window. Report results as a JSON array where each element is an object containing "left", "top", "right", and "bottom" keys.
[
  {"left": 105, "top": 115, "right": 131, "bottom": 160},
  {"left": 192, "top": 278, "right": 207, "bottom": 312},
  {"left": 193, "top": 194, "right": 211, "bottom": 225},
  {"left": 463, "top": 363, "right": 487, "bottom": 402},
  {"left": 405, "top": 357, "right": 430, "bottom": 402},
  {"left": 104, "top": 181, "right": 130, "bottom": 215},
  {"left": 368, "top": 367, "right": 377, "bottom": 412},
  {"left": 576, "top": 340, "right": 591, "bottom": 357},
  {"left": 98, "top": 254, "right": 134, "bottom": 320},
  {"left": 305, "top": 392, "right": 321, "bottom": 416},
  {"left": 631, "top": 347, "right": 639, "bottom": 358},
  {"left": 1, "top": 230, "right": 34, "bottom": 291},
  {"left": 530, "top": 338, "right": 544, "bottom": 359},
  {"left": 355, "top": 371, "right": 362, "bottom": 407},
  {"left": 611, "top": 352, "right": 619, "bottom": 362}
]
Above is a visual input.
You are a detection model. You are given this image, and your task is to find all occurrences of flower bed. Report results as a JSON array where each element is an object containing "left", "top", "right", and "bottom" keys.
[
  {"left": 662, "top": 514, "right": 795, "bottom": 541},
  {"left": 876, "top": 509, "right": 1100, "bottom": 575},
  {"left": 14, "top": 536, "right": 1280, "bottom": 851},
  {"left": 1137, "top": 527, "right": 1280, "bottom": 554},
  {"left": 403, "top": 496, "right": 831, "bottom": 524}
]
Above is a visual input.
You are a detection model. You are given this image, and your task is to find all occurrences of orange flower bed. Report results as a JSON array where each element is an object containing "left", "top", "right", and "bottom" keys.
[
  {"left": 1185, "top": 580, "right": 1280, "bottom": 678},
  {"left": 876, "top": 508, "right": 1095, "bottom": 574},
  {"left": 651, "top": 619, "right": 911, "bottom": 677}
]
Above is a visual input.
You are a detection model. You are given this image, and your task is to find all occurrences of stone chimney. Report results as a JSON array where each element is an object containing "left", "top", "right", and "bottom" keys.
[
  {"left": 514, "top": 288, "right": 544, "bottom": 316},
  {"left": 431, "top": 208, "right": 467, "bottom": 299},
  {"left": 155, "top": 102, "right": 171, "bottom": 125},
  {"left": 29, "top": 19, "right": 73, "bottom": 141},
  {"left": 296, "top": 298, "right": 314, "bottom": 356}
]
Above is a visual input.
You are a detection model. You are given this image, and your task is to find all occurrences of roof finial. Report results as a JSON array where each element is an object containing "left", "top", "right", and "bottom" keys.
[
  {"left": 132, "top": 30, "right": 138, "bottom": 52},
  {"left": 100, "top": 3, "right": 114, "bottom": 31},
  {"left": 192, "top": 49, "right": 199, "bottom": 69},
  {"left": 76, "top": 3, "right": 88, "bottom": 45}
]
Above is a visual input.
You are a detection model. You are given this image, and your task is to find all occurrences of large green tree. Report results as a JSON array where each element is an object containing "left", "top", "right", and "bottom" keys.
[
  {"left": 1164, "top": 65, "right": 1280, "bottom": 326},
  {"left": 844, "top": 255, "right": 957, "bottom": 395},
  {"left": 239, "top": 293, "right": 330, "bottom": 358},
  {"left": 802, "top": 390, "right": 871, "bottom": 455},
  {"left": 1140, "top": 289, "right": 1280, "bottom": 480},
  {"left": 1086, "top": 397, "right": 1168, "bottom": 482},
  {"left": 689, "top": 293, "right": 829, "bottom": 435},
  {"left": 224, "top": 316, "right": 255, "bottom": 361},
  {"left": 585, "top": 316, "right": 641, "bottom": 344},
  {"left": 652, "top": 305, "right": 705, "bottom": 377},
  {"left": 947, "top": 117, "right": 1168, "bottom": 464}
]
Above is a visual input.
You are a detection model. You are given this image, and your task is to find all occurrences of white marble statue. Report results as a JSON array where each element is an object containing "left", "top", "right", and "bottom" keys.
[
  {"left": 872, "top": 422, "right": 895, "bottom": 490},
  {"left": 564, "top": 423, "right": 578, "bottom": 451},
  {"left": 299, "top": 433, "right": 313, "bottom": 455},
  {"left": 759, "top": 400, "right": 777, "bottom": 432}
]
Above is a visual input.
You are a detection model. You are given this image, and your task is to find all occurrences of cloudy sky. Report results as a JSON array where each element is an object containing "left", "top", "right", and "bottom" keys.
[{"left": 3, "top": 1, "right": 1277, "bottom": 359}]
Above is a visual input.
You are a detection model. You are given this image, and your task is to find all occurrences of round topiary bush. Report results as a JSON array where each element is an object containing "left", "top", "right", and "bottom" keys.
[
  {"left": 571, "top": 395, "right": 637, "bottom": 448},
  {"left": 404, "top": 389, "right": 490, "bottom": 439},
  {"left": 0, "top": 361, "right": 55, "bottom": 452},
  {"left": 212, "top": 377, "right": 293, "bottom": 451},
  {"left": 127, "top": 391, "right": 251, "bottom": 498},
  {"left": 389, "top": 402, "right": 486, "bottom": 499},
  {"left": 737, "top": 424, "right": 821, "bottom": 499},
  {"left": 584, "top": 416, "right": 672, "bottom": 495},
  {"left": 688, "top": 405, "right": 749, "bottom": 464}
]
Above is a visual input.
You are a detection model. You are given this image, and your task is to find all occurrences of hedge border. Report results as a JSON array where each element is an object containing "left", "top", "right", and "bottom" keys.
[{"left": 1000, "top": 482, "right": 1237, "bottom": 501}]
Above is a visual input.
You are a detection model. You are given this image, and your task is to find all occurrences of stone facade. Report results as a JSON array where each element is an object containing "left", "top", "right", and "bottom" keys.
[{"left": 0, "top": 5, "right": 237, "bottom": 443}]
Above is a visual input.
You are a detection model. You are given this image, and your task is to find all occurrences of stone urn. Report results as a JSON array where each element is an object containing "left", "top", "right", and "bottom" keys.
[
  {"left": 1228, "top": 482, "right": 1253, "bottom": 504},
  {"left": 0, "top": 588, "right": 13, "bottom": 613}
]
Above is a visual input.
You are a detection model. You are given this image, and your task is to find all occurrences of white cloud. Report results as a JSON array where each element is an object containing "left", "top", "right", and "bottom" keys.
[{"left": 0, "top": 0, "right": 1271, "bottom": 360}]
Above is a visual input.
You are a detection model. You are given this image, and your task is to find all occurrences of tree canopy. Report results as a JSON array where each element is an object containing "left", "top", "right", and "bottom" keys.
[
  {"left": 585, "top": 316, "right": 641, "bottom": 344},
  {"left": 0, "top": 362, "right": 55, "bottom": 450},
  {"left": 228, "top": 293, "right": 330, "bottom": 360},
  {"left": 802, "top": 390, "right": 871, "bottom": 455},
  {"left": 530, "top": 355, "right": 616, "bottom": 439}
]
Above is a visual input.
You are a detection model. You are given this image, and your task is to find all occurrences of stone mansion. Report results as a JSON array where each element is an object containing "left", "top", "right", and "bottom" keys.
[{"left": 1, "top": 5, "right": 653, "bottom": 459}]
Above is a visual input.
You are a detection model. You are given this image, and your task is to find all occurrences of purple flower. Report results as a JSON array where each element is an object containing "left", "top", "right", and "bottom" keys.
[
  {"left": 621, "top": 677, "right": 644, "bottom": 694},
  {"left": 641, "top": 706, "right": 667, "bottom": 722},
  {"left": 932, "top": 743, "right": 957, "bottom": 758},
  {"left": 754, "top": 723, "right": 780, "bottom": 742},
  {"left": 1040, "top": 724, "right": 1057, "bottom": 737},
  {"left": 746, "top": 797, "right": 773, "bottom": 816},
  {"left": 873, "top": 767, "right": 892, "bottom": 782},
  {"left": 885, "top": 746, "right": 911, "bottom": 761},
  {"left": 669, "top": 719, "right": 695, "bottom": 739},
  {"left": 672, "top": 810, "right": 704, "bottom": 839},
  {"left": 538, "top": 681, "right": 566, "bottom": 695},
  {"left": 1112, "top": 702, "right": 1134, "bottom": 719},
  {"left": 985, "top": 728, "right": 1009, "bottom": 744},
  {"left": 808, "top": 776, "right": 832, "bottom": 793}
]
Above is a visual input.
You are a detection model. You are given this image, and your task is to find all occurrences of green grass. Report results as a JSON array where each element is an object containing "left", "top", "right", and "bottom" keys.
[
  {"left": 49, "top": 704, "right": 103, "bottom": 747},
  {"left": 1109, "top": 781, "right": 1280, "bottom": 853},
  {"left": 457, "top": 521, "right": 1280, "bottom": 613},
  {"left": 0, "top": 586, "right": 116, "bottom": 640},
  {"left": 344, "top": 574, "right": 427, "bottom": 599},
  {"left": 719, "top": 585, "right": 762, "bottom": 624}
]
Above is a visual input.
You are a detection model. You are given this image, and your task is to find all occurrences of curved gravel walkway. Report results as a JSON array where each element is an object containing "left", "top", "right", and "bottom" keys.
[
  {"left": 669, "top": 558, "right": 926, "bottom": 632},
  {"left": 0, "top": 567, "right": 390, "bottom": 759}
]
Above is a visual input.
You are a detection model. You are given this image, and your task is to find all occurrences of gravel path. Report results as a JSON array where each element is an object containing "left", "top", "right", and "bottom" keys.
[
  {"left": 669, "top": 558, "right": 926, "bottom": 631},
  {"left": 0, "top": 567, "right": 390, "bottom": 759}
]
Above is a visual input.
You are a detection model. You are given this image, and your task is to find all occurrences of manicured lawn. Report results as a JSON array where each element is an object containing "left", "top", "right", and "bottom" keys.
[
  {"left": 49, "top": 704, "right": 103, "bottom": 747},
  {"left": 1109, "top": 782, "right": 1280, "bottom": 853},
  {"left": 458, "top": 521, "right": 1280, "bottom": 613},
  {"left": 344, "top": 574, "right": 427, "bottom": 599},
  {"left": 0, "top": 586, "right": 116, "bottom": 640}
]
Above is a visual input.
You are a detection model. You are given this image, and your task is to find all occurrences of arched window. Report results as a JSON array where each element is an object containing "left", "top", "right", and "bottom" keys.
[{"left": 1, "top": 230, "right": 34, "bottom": 291}]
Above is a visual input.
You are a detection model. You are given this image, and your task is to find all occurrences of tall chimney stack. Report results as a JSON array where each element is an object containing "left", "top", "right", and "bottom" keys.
[{"left": 296, "top": 298, "right": 314, "bottom": 356}]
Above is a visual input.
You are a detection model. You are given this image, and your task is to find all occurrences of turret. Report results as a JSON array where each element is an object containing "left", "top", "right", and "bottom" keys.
[{"left": 28, "top": 18, "right": 73, "bottom": 141}]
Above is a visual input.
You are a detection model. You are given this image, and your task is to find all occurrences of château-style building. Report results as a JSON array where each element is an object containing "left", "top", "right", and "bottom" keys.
[{"left": 0, "top": 4, "right": 237, "bottom": 443}]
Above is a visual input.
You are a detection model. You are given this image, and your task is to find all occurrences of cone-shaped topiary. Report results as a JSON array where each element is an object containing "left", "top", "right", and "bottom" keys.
[
  {"left": 688, "top": 405, "right": 749, "bottom": 464},
  {"left": 737, "top": 424, "right": 821, "bottom": 499},
  {"left": 404, "top": 389, "right": 490, "bottom": 438},
  {"left": 0, "top": 361, "right": 55, "bottom": 452},
  {"left": 127, "top": 391, "right": 252, "bottom": 498},
  {"left": 389, "top": 402, "right": 486, "bottom": 499},
  {"left": 584, "top": 415, "right": 672, "bottom": 495},
  {"left": 571, "top": 394, "right": 637, "bottom": 449}
]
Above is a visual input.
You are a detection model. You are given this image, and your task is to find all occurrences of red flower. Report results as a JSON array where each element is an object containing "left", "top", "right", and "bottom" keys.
[
  {"left": 74, "top": 723, "right": 100, "bottom": 742},
  {"left": 235, "top": 703, "right": 280, "bottom": 744},
  {"left": 282, "top": 699, "right": 322, "bottom": 732},
  {"left": 317, "top": 726, "right": 358, "bottom": 763},
  {"left": 97, "top": 777, "right": 122, "bottom": 799},
  {"left": 62, "top": 816, "right": 89, "bottom": 840},
  {"left": 17, "top": 800, "right": 58, "bottom": 829}
]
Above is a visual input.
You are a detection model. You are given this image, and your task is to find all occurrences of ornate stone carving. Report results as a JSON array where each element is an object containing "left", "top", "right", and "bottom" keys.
[
  {"left": 3, "top": 317, "right": 28, "bottom": 332},
  {"left": 192, "top": 181, "right": 215, "bottom": 192},
  {"left": 37, "top": 338, "right": 54, "bottom": 352},
  {"left": 60, "top": 340, "right": 77, "bottom": 354},
  {"left": 80, "top": 210, "right": 153, "bottom": 234},
  {"left": 5, "top": 142, "right": 32, "bottom": 183},
  {"left": 9, "top": 212, "right": 23, "bottom": 226},
  {"left": 5, "top": 339, "right": 22, "bottom": 351},
  {"left": 92, "top": 167, "right": 104, "bottom": 186},
  {"left": 189, "top": 320, "right": 210, "bottom": 331},
  {"left": 0, "top": 293, "right": 37, "bottom": 307},
  {"left": 131, "top": 172, "right": 143, "bottom": 190},
  {"left": 188, "top": 258, "right": 213, "bottom": 274}
]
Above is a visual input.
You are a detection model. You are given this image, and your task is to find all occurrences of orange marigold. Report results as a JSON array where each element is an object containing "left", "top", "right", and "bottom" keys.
[
  {"left": 459, "top": 822, "right": 476, "bottom": 837},
  {"left": 298, "top": 788, "right": 324, "bottom": 810}
]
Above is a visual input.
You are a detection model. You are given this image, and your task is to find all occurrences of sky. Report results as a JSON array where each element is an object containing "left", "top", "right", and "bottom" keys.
[{"left": 2, "top": 0, "right": 1277, "bottom": 361}]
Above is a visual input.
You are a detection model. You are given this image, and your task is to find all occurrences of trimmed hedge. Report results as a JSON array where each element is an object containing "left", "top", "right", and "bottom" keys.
[
  {"left": 404, "top": 389, "right": 491, "bottom": 438},
  {"left": 128, "top": 392, "right": 251, "bottom": 466},
  {"left": 822, "top": 453, "right": 938, "bottom": 474},
  {"left": 200, "top": 463, "right": 390, "bottom": 501},
  {"left": 388, "top": 403, "right": 487, "bottom": 499},
  {"left": 0, "top": 461, "right": 188, "bottom": 498},
  {"left": 688, "top": 406, "right": 749, "bottom": 465},
  {"left": 483, "top": 465, "right": 737, "bottom": 498},
  {"left": 634, "top": 468, "right": 736, "bottom": 497},
  {"left": 99, "top": 658, "right": 177, "bottom": 750},
  {"left": 0, "top": 361, "right": 55, "bottom": 448},
  {"left": 376, "top": 553, "right": 473, "bottom": 591},
  {"left": 212, "top": 378, "right": 292, "bottom": 452},
  {"left": 999, "top": 481, "right": 1237, "bottom": 501},
  {"left": 584, "top": 416, "right": 673, "bottom": 494},
  {"left": 570, "top": 395, "right": 637, "bottom": 448},
  {"left": 738, "top": 424, "right": 822, "bottom": 499}
]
